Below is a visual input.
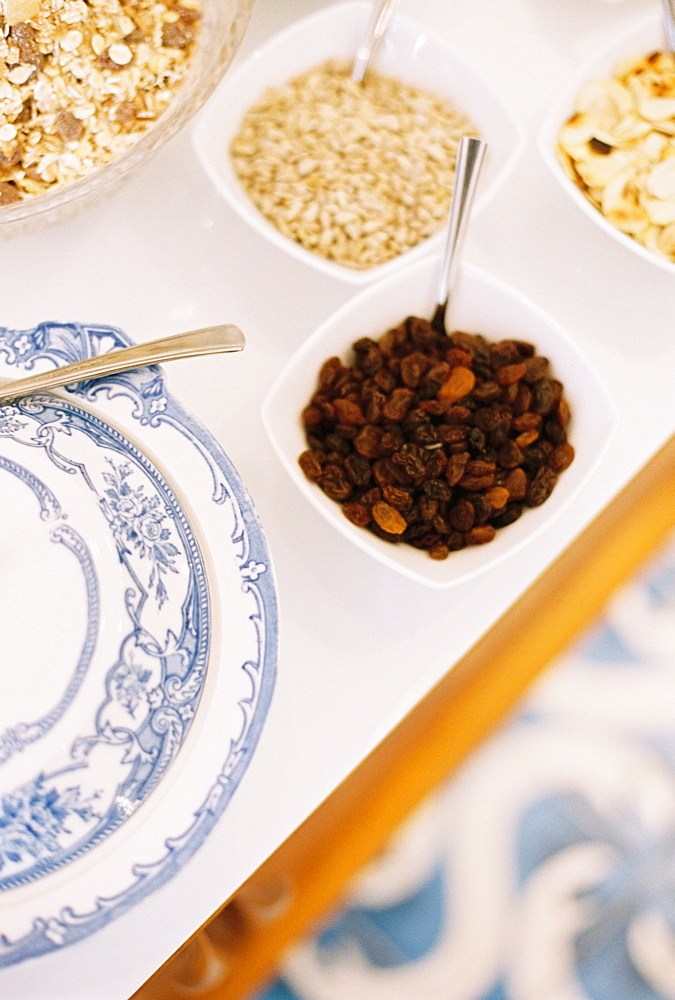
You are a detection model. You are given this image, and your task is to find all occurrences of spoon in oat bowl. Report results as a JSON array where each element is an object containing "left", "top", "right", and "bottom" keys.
[
  {"left": 351, "top": 0, "right": 401, "bottom": 83},
  {"left": 431, "top": 134, "right": 487, "bottom": 335}
]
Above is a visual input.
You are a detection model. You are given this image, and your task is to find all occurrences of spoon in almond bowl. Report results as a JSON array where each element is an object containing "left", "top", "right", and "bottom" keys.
[
  {"left": 661, "top": 0, "right": 675, "bottom": 56},
  {"left": 0, "top": 323, "right": 245, "bottom": 403}
]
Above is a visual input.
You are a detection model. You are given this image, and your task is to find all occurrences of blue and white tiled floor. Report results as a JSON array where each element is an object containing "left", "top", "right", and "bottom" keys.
[{"left": 255, "top": 531, "right": 675, "bottom": 1000}]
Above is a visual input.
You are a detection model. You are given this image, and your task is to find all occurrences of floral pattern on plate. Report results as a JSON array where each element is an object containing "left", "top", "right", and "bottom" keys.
[{"left": 0, "top": 321, "right": 277, "bottom": 966}]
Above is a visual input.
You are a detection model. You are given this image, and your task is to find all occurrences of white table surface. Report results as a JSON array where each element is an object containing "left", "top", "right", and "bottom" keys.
[{"left": 1, "top": 0, "right": 673, "bottom": 997}]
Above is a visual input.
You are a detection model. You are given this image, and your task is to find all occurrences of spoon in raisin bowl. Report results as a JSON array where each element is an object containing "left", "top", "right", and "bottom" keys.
[
  {"left": 431, "top": 135, "right": 487, "bottom": 335},
  {"left": 0, "top": 323, "right": 245, "bottom": 403}
]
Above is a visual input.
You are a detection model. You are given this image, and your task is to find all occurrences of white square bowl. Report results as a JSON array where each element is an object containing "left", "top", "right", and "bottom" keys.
[
  {"left": 193, "top": 0, "right": 524, "bottom": 285},
  {"left": 262, "top": 255, "right": 617, "bottom": 588},
  {"left": 538, "top": 11, "right": 675, "bottom": 277}
]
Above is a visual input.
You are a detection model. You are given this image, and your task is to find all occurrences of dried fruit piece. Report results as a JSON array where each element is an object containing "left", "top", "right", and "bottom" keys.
[
  {"left": 527, "top": 466, "right": 558, "bottom": 507},
  {"left": 343, "top": 503, "right": 371, "bottom": 527},
  {"left": 437, "top": 365, "right": 476, "bottom": 403},
  {"left": 465, "top": 525, "right": 496, "bottom": 545},
  {"left": 372, "top": 501, "right": 407, "bottom": 535},
  {"left": 549, "top": 442, "right": 575, "bottom": 472}
]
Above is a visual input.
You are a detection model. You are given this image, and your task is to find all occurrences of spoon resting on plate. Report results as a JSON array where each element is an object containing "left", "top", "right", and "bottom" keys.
[{"left": 0, "top": 323, "right": 245, "bottom": 404}]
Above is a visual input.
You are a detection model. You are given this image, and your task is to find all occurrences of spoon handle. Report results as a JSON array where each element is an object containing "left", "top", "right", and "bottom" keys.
[
  {"left": 0, "top": 323, "right": 245, "bottom": 403},
  {"left": 433, "top": 136, "right": 487, "bottom": 332},
  {"left": 351, "top": 0, "right": 400, "bottom": 83},
  {"left": 662, "top": 0, "right": 675, "bottom": 54}
]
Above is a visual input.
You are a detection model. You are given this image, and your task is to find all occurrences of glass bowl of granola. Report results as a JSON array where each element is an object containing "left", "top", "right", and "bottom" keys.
[
  {"left": 0, "top": 0, "right": 254, "bottom": 234},
  {"left": 538, "top": 11, "right": 675, "bottom": 275}
]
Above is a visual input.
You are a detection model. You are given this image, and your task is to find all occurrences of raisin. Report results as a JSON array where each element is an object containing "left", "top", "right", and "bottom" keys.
[
  {"left": 318, "top": 356, "right": 342, "bottom": 389},
  {"left": 383, "top": 485, "right": 414, "bottom": 510},
  {"left": 343, "top": 503, "right": 371, "bottom": 527},
  {"left": 362, "top": 389, "right": 384, "bottom": 423},
  {"left": 429, "top": 542, "right": 450, "bottom": 560},
  {"left": 354, "top": 424, "right": 383, "bottom": 458},
  {"left": 512, "top": 412, "right": 541, "bottom": 432},
  {"left": 532, "top": 378, "right": 562, "bottom": 415},
  {"left": 513, "top": 383, "right": 532, "bottom": 416},
  {"left": 438, "top": 425, "right": 468, "bottom": 446},
  {"left": 503, "top": 467, "right": 528, "bottom": 500},
  {"left": 399, "top": 352, "right": 429, "bottom": 387},
  {"left": 392, "top": 443, "right": 426, "bottom": 479},
  {"left": 515, "top": 429, "right": 539, "bottom": 448},
  {"left": 496, "top": 362, "right": 527, "bottom": 385},
  {"left": 485, "top": 486, "right": 510, "bottom": 510},
  {"left": 472, "top": 381, "right": 502, "bottom": 404},
  {"left": 298, "top": 450, "right": 323, "bottom": 482},
  {"left": 418, "top": 496, "right": 439, "bottom": 521},
  {"left": 489, "top": 340, "right": 520, "bottom": 367},
  {"left": 473, "top": 407, "right": 502, "bottom": 432},
  {"left": 446, "top": 451, "right": 470, "bottom": 486},
  {"left": 373, "top": 368, "right": 396, "bottom": 393},
  {"left": 423, "top": 478, "right": 451, "bottom": 501},
  {"left": 372, "top": 501, "right": 407, "bottom": 535},
  {"left": 360, "top": 488, "right": 382, "bottom": 506},
  {"left": 383, "top": 387, "right": 414, "bottom": 421},
  {"left": 522, "top": 355, "right": 550, "bottom": 383},
  {"left": 425, "top": 448, "right": 447, "bottom": 479},
  {"left": 465, "top": 524, "right": 496, "bottom": 545},
  {"left": 373, "top": 457, "right": 398, "bottom": 488},
  {"left": 332, "top": 398, "right": 366, "bottom": 425},
  {"left": 526, "top": 466, "right": 558, "bottom": 507},
  {"left": 491, "top": 503, "right": 523, "bottom": 528},
  {"left": 449, "top": 499, "right": 475, "bottom": 532},
  {"left": 344, "top": 453, "right": 372, "bottom": 488},
  {"left": 319, "top": 464, "right": 353, "bottom": 502},
  {"left": 437, "top": 365, "right": 476, "bottom": 403},
  {"left": 549, "top": 443, "right": 575, "bottom": 472},
  {"left": 496, "top": 440, "right": 524, "bottom": 469}
]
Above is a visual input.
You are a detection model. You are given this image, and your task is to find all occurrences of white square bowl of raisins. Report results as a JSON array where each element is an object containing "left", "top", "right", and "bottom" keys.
[
  {"left": 262, "top": 254, "right": 617, "bottom": 588},
  {"left": 193, "top": 0, "right": 524, "bottom": 285}
]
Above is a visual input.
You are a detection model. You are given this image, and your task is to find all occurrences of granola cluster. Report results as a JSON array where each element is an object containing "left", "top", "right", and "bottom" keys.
[{"left": 0, "top": 0, "right": 201, "bottom": 207}]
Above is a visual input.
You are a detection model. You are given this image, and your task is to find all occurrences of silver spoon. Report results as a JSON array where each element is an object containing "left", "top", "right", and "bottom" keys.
[
  {"left": 0, "top": 323, "right": 245, "bottom": 403},
  {"left": 431, "top": 135, "right": 487, "bottom": 335},
  {"left": 662, "top": 0, "right": 675, "bottom": 56},
  {"left": 351, "top": 0, "right": 401, "bottom": 84}
]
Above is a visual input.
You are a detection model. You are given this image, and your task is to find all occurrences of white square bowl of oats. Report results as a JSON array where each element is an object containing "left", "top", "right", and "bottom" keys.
[
  {"left": 0, "top": 0, "right": 254, "bottom": 235},
  {"left": 262, "top": 253, "right": 616, "bottom": 589},
  {"left": 193, "top": 0, "right": 525, "bottom": 285},
  {"left": 538, "top": 11, "right": 675, "bottom": 275}
]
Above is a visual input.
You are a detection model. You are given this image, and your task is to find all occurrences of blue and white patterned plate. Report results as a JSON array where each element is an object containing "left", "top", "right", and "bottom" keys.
[{"left": 0, "top": 321, "right": 277, "bottom": 966}]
